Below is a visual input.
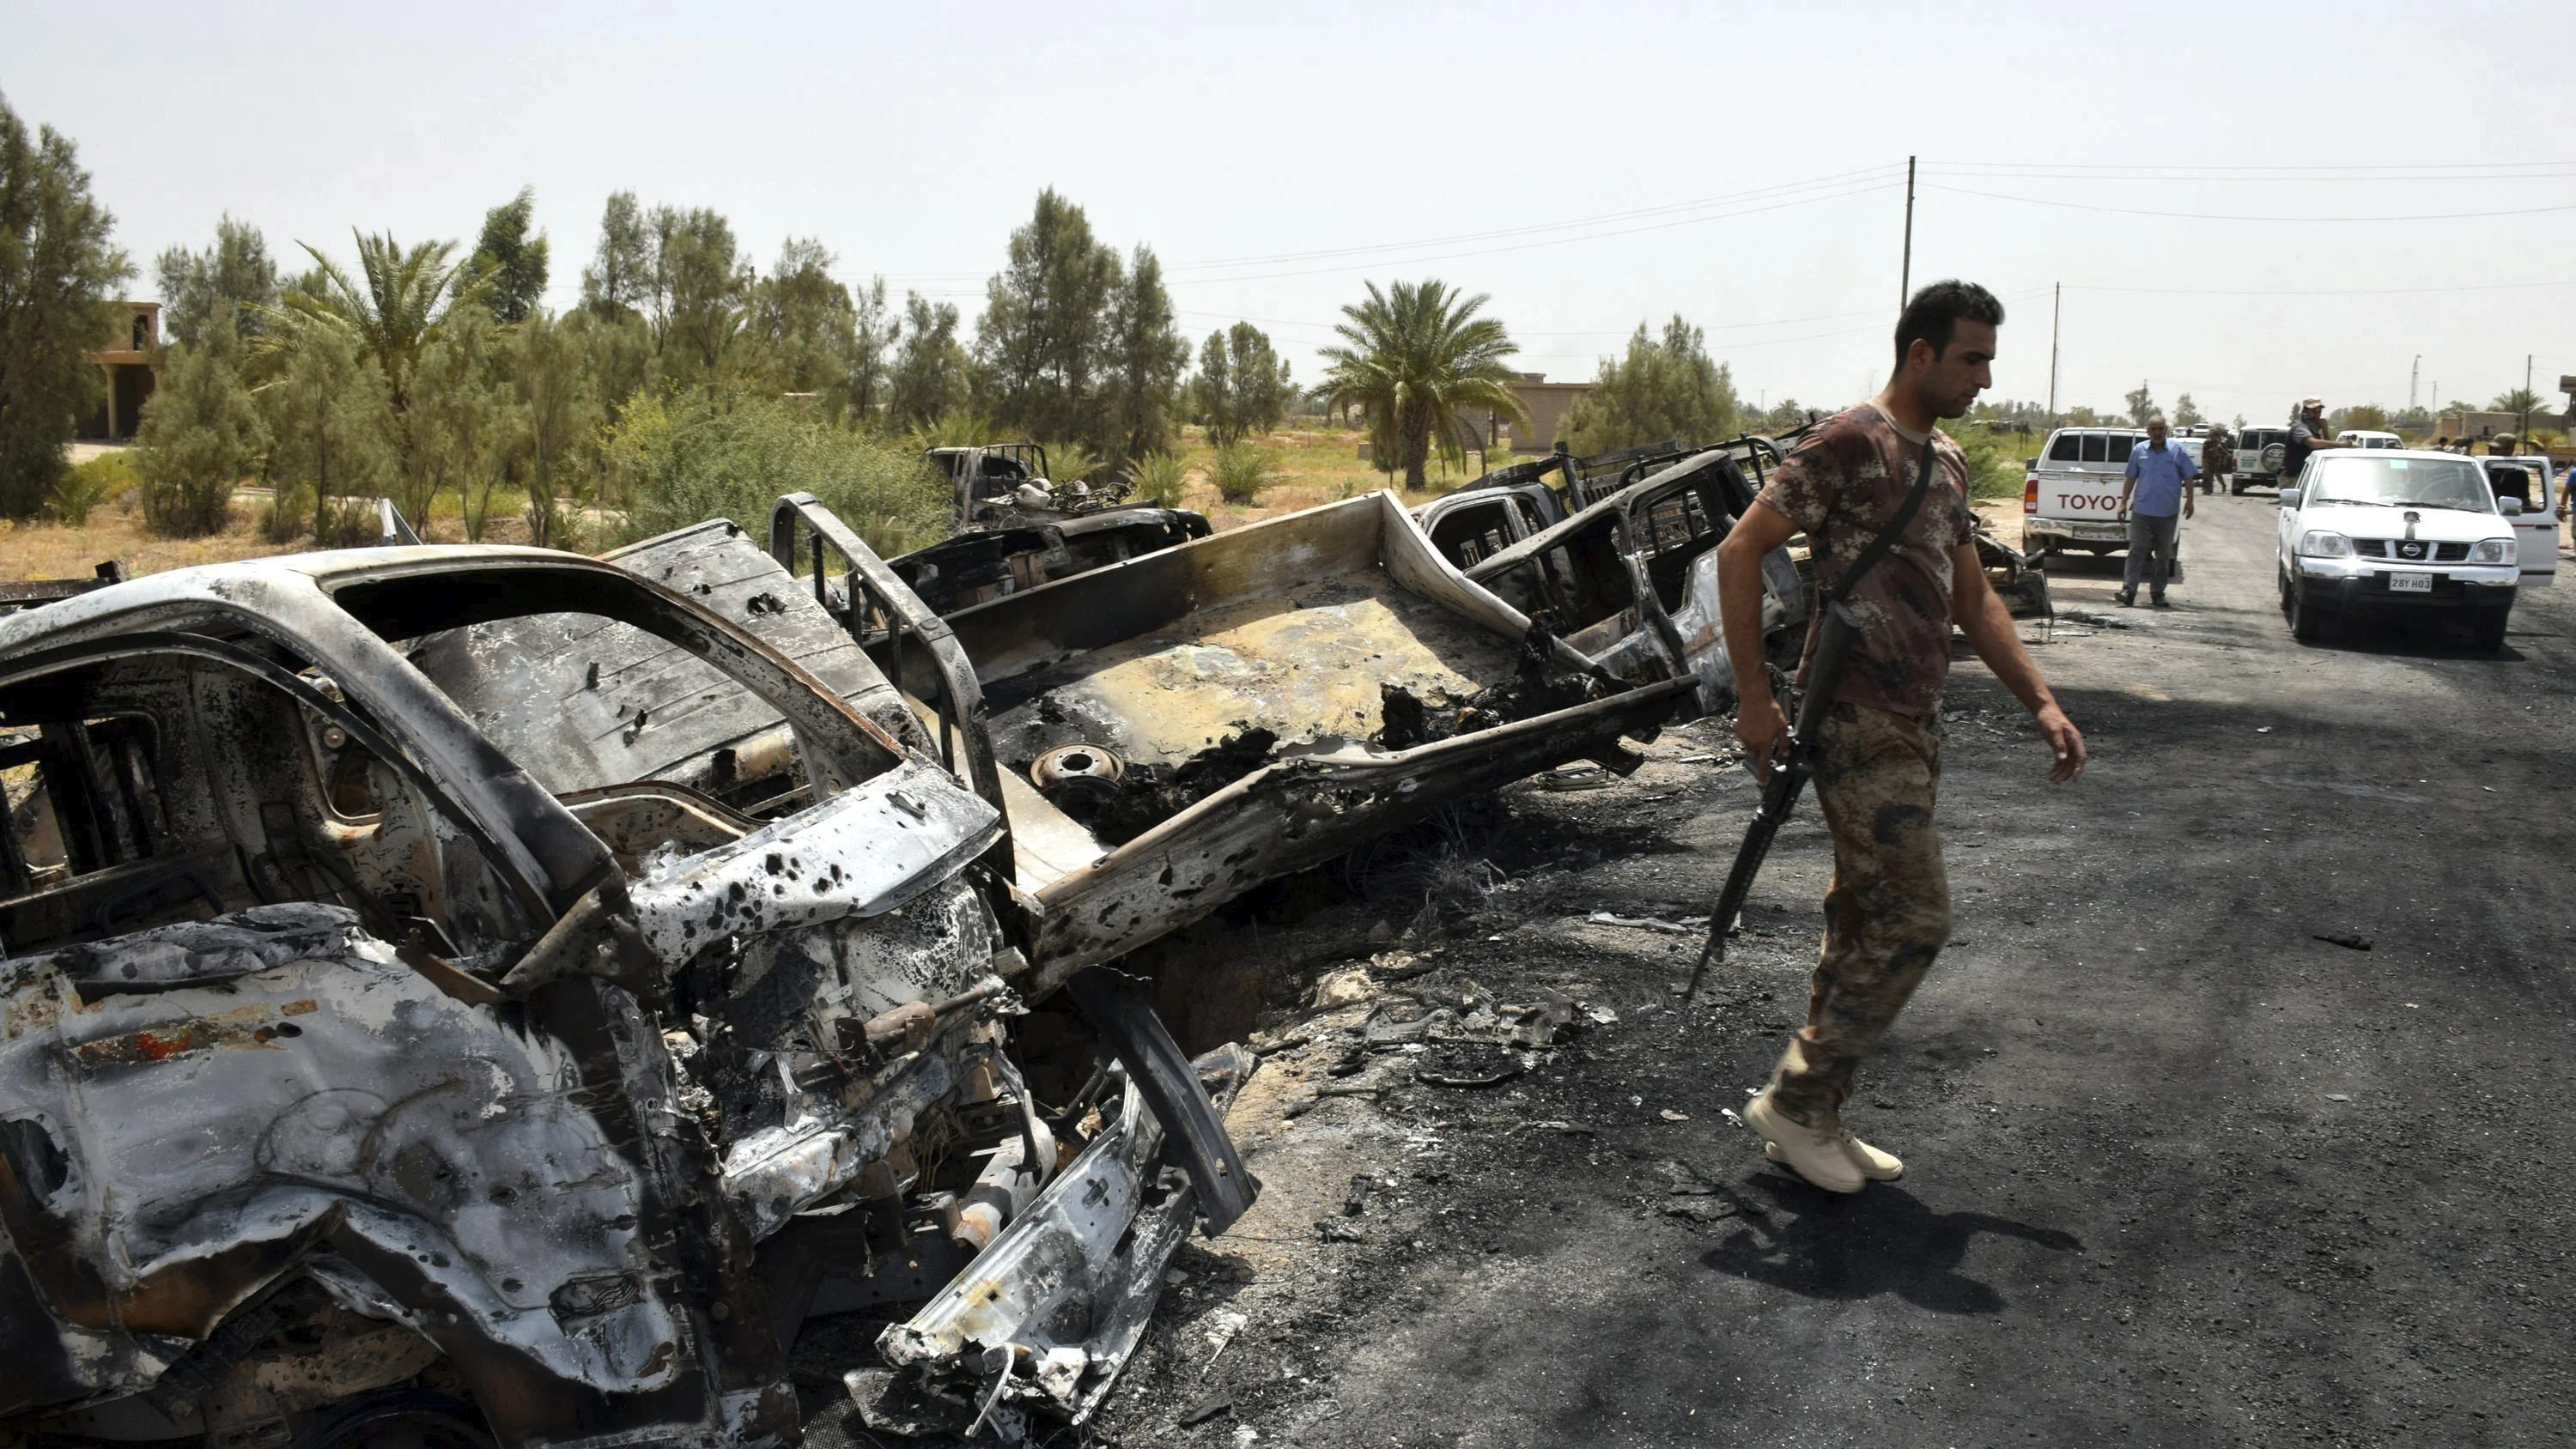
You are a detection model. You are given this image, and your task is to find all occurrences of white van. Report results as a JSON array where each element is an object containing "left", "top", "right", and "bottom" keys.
[{"left": 2337, "top": 430, "right": 2404, "bottom": 450}]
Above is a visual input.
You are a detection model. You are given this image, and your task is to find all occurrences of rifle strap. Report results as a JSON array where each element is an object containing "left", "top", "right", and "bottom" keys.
[{"left": 1826, "top": 432, "right": 1941, "bottom": 603}]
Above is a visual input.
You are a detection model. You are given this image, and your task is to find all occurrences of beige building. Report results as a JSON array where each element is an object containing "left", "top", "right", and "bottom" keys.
[
  {"left": 1507, "top": 374, "right": 1592, "bottom": 454},
  {"left": 76, "top": 301, "right": 162, "bottom": 442},
  {"left": 2433, "top": 409, "right": 2529, "bottom": 445}
]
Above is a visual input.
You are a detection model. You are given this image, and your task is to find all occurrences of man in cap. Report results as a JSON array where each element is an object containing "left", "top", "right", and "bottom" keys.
[{"left": 2282, "top": 397, "right": 2346, "bottom": 486}]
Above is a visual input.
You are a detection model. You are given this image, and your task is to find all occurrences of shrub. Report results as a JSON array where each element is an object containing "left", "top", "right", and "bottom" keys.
[
  {"left": 134, "top": 316, "right": 267, "bottom": 537},
  {"left": 1953, "top": 424, "right": 2026, "bottom": 501},
  {"left": 904, "top": 411, "right": 996, "bottom": 452},
  {"left": 1124, "top": 452, "right": 1188, "bottom": 509},
  {"left": 1042, "top": 440, "right": 1101, "bottom": 486},
  {"left": 1209, "top": 443, "right": 1277, "bottom": 505},
  {"left": 609, "top": 393, "right": 953, "bottom": 558},
  {"left": 51, "top": 452, "right": 135, "bottom": 526}
]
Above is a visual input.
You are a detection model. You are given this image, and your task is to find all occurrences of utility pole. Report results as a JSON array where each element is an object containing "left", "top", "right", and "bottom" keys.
[
  {"left": 2525, "top": 354, "right": 2536, "bottom": 435},
  {"left": 2048, "top": 282, "right": 2061, "bottom": 417},
  {"left": 1899, "top": 155, "right": 1917, "bottom": 311},
  {"left": 2409, "top": 355, "right": 2420, "bottom": 414}
]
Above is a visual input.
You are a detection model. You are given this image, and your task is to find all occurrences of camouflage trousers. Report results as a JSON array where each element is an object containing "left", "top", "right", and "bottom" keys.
[{"left": 1765, "top": 702, "right": 1952, "bottom": 1128}]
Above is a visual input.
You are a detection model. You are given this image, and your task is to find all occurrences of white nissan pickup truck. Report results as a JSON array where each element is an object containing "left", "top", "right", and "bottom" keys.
[{"left": 2021, "top": 425, "right": 2184, "bottom": 572}]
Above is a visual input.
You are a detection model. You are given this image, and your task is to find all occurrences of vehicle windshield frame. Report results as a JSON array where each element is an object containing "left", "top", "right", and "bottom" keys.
[{"left": 2303, "top": 455, "right": 2497, "bottom": 512}]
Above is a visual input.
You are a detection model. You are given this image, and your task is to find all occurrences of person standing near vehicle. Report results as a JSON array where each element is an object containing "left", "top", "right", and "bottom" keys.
[
  {"left": 2116, "top": 414, "right": 2196, "bottom": 607},
  {"left": 1713, "top": 280, "right": 2088, "bottom": 1194},
  {"left": 2283, "top": 397, "right": 2347, "bottom": 482},
  {"left": 2199, "top": 425, "right": 2233, "bottom": 496}
]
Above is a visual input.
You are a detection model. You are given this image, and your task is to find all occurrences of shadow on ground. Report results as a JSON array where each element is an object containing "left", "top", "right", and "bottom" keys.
[{"left": 1698, "top": 1173, "right": 2083, "bottom": 1314}]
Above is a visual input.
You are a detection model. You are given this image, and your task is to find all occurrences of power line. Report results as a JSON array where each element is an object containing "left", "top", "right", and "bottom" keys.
[
  {"left": 1923, "top": 183, "right": 2576, "bottom": 223},
  {"left": 1928, "top": 159, "right": 2576, "bottom": 175},
  {"left": 1159, "top": 180, "right": 1899, "bottom": 285},
  {"left": 2064, "top": 278, "right": 2576, "bottom": 297},
  {"left": 860, "top": 164, "right": 1903, "bottom": 284},
  {"left": 1158, "top": 165, "right": 1904, "bottom": 275}
]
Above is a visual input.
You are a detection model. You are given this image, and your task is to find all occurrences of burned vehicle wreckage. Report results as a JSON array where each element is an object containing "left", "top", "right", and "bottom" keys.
[
  {"left": 0, "top": 484, "right": 1700, "bottom": 1449},
  {"left": 890, "top": 445, "right": 1210, "bottom": 616}
]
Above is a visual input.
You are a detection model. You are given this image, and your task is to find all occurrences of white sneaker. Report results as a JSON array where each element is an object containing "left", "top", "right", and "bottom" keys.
[{"left": 1744, "top": 1088, "right": 1864, "bottom": 1193}]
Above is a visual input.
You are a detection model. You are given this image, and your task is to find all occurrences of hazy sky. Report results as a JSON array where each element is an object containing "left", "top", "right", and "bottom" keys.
[{"left": 8, "top": 0, "right": 2572, "bottom": 427}]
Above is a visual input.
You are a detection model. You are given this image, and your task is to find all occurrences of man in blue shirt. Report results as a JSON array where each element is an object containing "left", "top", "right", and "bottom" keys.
[{"left": 2117, "top": 413, "right": 2196, "bottom": 607}]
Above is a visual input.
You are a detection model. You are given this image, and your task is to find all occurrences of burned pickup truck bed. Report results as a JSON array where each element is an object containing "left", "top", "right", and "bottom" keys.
[{"left": 902, "top": 490, "right": 1692, "bottom": 992}]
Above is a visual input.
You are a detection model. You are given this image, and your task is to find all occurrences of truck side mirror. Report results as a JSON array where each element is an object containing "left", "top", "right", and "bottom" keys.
[
  {"left": 2278, "top": 488, "right": 2301, "bottom": 508},
  {"left": 2499, "top": 496, "right": 2524, "bottom": 516}
]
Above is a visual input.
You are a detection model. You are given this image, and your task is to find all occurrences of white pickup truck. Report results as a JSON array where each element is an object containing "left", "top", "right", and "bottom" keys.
[{"left": 2021, "top": 425, "right": 2185, "bottom": 572}]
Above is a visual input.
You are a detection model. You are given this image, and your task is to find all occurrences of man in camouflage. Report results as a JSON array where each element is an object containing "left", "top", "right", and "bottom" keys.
[
  {"left": 2200, "top": 425, "right": 2233, "bottom": 495},
  {"left": 1712, "top": 281, "right": 2088, "bottom": 1194}
]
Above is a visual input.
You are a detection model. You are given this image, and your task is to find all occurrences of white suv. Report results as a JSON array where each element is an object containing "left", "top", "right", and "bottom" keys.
[{"left": 2277, "top": 450, "right": 2519, "bottom": 649}]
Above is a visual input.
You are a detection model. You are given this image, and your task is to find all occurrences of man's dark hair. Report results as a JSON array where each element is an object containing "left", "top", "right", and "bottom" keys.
[{"left": 1893, "top": 280, "right": 2005, "bottom": 367}]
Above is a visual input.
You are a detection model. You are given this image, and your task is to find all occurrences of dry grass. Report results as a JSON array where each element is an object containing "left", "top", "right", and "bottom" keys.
[
  {"left": 1169, "top": 425, "right": 1506, "bottom": 530},
  {"left": 0, "top": 473, "right": 563, "bottom": 585},
  {"left": 1, "top": 427, "right": 1508, "bottom": 583},
  {"left": 0, "top": 494, "right": 302, "bottom": 582}
]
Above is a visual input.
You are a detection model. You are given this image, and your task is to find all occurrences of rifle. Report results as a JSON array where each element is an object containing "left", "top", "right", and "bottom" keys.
[{"left": 1684, "top": 432, "right": 1937, "bottom": 1000}]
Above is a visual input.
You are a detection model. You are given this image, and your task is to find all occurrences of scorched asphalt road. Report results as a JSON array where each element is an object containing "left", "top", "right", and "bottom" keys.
[{"left": 1077, "top": 490, "right": 2576, "bottom": 1449}]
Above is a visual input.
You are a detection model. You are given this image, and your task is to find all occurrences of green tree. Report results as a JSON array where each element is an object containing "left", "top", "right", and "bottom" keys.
[
  {"left": 848, "top": 276, "right": 898, "bottom": 424},
  {"left": 745, "top": 237, "right": 855, "bottom": 402},
  {"left": 1103, "top": 246, "right": 1188, "bottom": 460},
  {"left": 134, "top": 306, "right": 266, "bottom": 536},
  {"left": 2494, "top": 386, "right": 2543, "bottom": 433},
  {"left": 2336, "top": 403, "right": 2391, "bottom": 433},
  {"left": 605, "top": 391, "right": 951, "bottom": 555},
  {"left": 2172, "top": 392, "right": 2204, "bottom": 427},
  {"left": 1316, "top": 279, "right": 1526, "bottom": 490},
  {"left": 1562, "top": 316, "right": 1740, "bottom": 454},
  {"left": 1192, "top": 329, "right": 1235, "bottom": 444},
  {"left": 975, "top": 189, "right": 1121, "bottom": 446},
  {"left": 888, "top": 293, "right": 970, "bottom": 427},
  {"left": 262, "top": 322, "right": 395, "bottom": 543},
  {"left": 2124, "top": 380, "right": 2156, "bottom": 425},
  {"left": 264, "top": 231, "right": 492, "bottom": 422},
  {"left": 0, "top": 96, "right": 131, "bottom": 518},
  {"left": 646, "top": 205, "right": 749, "bottom": 385},
  {"left": 570, "top": 306, "right": 653, "bottom": 422},
  {"left": 156, "top": 215, "right": 278, "bottom": 346},
  {"left": 511, "top": 311, "right": 598, "bottom": 549},
  {"left": 580, "top": 191, "right": 650, "bottom": 320},
  {"left": 1232, "top": 322, "right": 1293, "bottom": 435},
  {"left": 471, "top": 185, "right": 549, "bottom": 324},
  {"left": 405, "top": 306, "right": 516, "bottom": 536},
  {"left": 1194, "top": 321, "right": 1293, "bottom": 446}
]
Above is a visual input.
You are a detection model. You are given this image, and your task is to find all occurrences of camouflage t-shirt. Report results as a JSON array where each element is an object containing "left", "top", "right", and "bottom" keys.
[{"left": 1754, "top": 402, "right": 1972, "bottom": 719}]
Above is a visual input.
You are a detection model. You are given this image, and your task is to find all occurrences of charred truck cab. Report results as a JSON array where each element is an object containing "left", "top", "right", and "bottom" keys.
[{"left": 896, "top": 445, "right": 1210, "bottom": 615}]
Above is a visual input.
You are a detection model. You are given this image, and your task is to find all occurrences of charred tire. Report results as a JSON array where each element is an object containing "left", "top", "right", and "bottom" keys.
[
  {"left": 2288, "top": 579, "right": 2329, "bottom": 642},
  {"left": 291, "top": 1391, "right": 494, "bottom": 1449}
]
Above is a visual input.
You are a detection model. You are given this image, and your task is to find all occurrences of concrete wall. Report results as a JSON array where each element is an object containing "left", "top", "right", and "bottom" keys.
[{"left": 1509, "top": 381, "right": 1592, "bottom": 453}]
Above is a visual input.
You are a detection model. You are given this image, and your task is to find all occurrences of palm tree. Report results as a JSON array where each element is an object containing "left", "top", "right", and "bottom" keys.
[
  {"left": 258, "top": 232, "right": 492, "bottom": 417},
  {"left": 1316, "top": 280, "right": 1526, "bottom": 491}
]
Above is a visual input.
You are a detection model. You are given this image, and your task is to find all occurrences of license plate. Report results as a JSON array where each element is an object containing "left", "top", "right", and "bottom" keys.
[{"left": 2389, "top": 573, "right": 2432, "bottom": 593}]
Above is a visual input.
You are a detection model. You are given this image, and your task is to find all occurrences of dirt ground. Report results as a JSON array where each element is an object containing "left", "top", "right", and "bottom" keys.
[{"left": 933, "top": 488, "right": 2575, "bottom": 1448}]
